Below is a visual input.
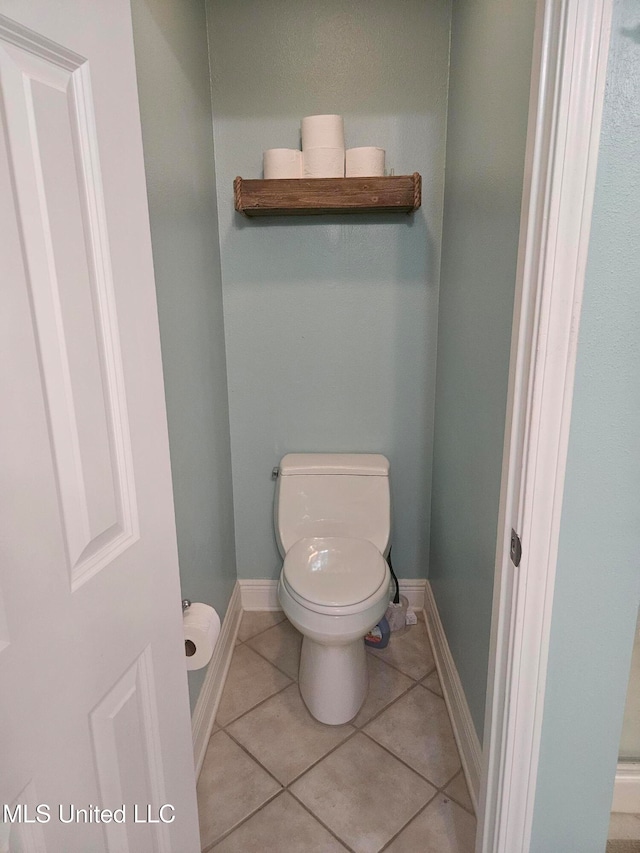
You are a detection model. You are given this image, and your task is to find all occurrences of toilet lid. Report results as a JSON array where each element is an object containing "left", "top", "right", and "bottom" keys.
[{"left": 283, "top": 537, "right": 387, "bottom": 607}]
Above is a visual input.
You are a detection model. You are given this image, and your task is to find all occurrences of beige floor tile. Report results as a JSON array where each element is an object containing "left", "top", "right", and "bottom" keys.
[
  {"left": 606, "top": 842, "right": 640, "bottom": 853},
  {"left": 444, "top": 771, "right": 475, "bottom": 814},
  {"left": 237, "top": 610, "right": 285, "bottom": 642},
  {"left": 290, "top": 733, "right": 436, "bottom": 853},
  {"left": 212, "top": 791, "right": 349, "bottom": 852},
  {"left": 385, "top": 794, "right": 476, "bottom": 853},
  {"left": 364, "top": 684, "right": 461, "bottom": 787},
  {"left": 197, "top": 731, "right": 281, "bottom": 849},
  {"left": 216, "top": 644, "right": 292, "bottom": 726},
  {"left": 246, "top": 618, "right": 302, "bottom": 680},
  {"left": 609, "top": 812, "right": 640, "bottom": 840},
  {"left": 352, "top": 654, "right": 414, "bottom": 727},
  {"left": 423, "top": 669, "right": 444, "bottom": 697},
  {"left": 368, "top": 618, "right": 435, "bottom": 680},
  {"left": 227, "top": 684, "right": 354, "bottom": 785}
]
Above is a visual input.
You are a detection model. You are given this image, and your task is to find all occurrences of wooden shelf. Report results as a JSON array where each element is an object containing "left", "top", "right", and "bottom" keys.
[{"left": 234, "top": 173, "right": 421, "bottom": 217}]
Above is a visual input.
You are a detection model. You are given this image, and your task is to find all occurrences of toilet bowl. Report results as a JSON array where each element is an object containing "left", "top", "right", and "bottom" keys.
[
  {"left": 274, "top": 454, "right": 392, "bottom": 725},
  {"left": 278, "top": 536, "right": 390, "bottom": 724}
]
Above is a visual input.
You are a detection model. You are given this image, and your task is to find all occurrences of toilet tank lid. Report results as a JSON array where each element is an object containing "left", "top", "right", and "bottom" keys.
[{"left": 279, "top": 453, "right": 389, "bottom": 476}]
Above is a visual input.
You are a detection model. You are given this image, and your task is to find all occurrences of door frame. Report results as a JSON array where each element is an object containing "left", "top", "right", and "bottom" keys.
[{"left": 477, "top": 0, "right": 614, "bottom": 850}]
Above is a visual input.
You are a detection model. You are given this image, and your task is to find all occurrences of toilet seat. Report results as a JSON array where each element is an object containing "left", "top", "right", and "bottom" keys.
[{"left": 282, "top": 537, "right": 388, "bottom": 616}]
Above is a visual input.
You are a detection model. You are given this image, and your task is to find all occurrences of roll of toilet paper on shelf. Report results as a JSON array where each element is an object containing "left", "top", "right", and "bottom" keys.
[
  {"left": 183, "top": 603, "right": 220, "bottom": 671},
  {"left": 303, "top": 147, "right": 345, "bottom": 178},
  {"left": 263, "top": 148, "right": 303, "bottom": 179},
  {"left": 346, "top": 147, "right": 386, "bottom": 177},
  {"left": 301, "top": 114, "right": 345, "bottom": 150}
]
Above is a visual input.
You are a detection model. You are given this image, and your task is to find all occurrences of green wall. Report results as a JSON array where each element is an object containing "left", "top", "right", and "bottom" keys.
[
  {"left": 207, "top": 0, "right": 451, "bottom": 581},
  {"left": 530, "top": 2, "right": 640, "bottom": 848},
  {"left": 429, "top": 0, "right": 537, "bottom": 738},
  {"left": 130, "top": 0, "right": 236, "bottom": 710}
]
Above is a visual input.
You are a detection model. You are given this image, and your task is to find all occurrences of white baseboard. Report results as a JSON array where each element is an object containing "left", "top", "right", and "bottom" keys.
[
  {"left": 238, "top": 577, "right": 427, "bottom": 612},
  {"left": 238, "top": 578, "right": 281, "bottom": 610},
  {"left": 612, "top": 762, "right": 640, "bottom": 813},
  {"left": 397, "top": 578, "right": 427, "bottom": 611},
  {"left": 191, "top": 581, "right": 242, "bottom": 778},
  {"left": 423, "top": 581, "right": 482, "bottom": 814}
]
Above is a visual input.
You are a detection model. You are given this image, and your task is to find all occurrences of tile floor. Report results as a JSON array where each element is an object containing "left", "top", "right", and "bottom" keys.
[
  {"left": 197, "top": 610, "right": 476, "bottom": 853},
  {"left": 609, "top": 812, "right": 640, "bottom": 852}
]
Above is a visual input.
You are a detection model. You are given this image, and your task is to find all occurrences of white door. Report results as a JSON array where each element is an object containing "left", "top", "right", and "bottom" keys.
[{"left": 0, "top": 2, "right": 200, "bottom": 851}]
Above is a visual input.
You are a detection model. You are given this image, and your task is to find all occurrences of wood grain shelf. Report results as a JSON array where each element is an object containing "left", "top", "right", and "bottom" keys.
[{"left": 233, "top": 173, "right": 421, "bottom": 217}]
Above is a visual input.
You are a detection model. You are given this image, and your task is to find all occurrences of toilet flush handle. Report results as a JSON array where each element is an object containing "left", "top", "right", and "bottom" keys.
[{"left": 272, "top": 467, "right": 280, "bottom": 480}]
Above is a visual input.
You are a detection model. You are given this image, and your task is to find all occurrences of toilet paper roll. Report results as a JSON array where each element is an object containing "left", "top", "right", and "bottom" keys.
[
  {"left": 263, "top": 148, "right": 302, "bottom": 179},
  {"left": 183, "top": 603, "right": 220, "bottom": 671},
  {"left": 301, "top": 115, "right": 345, "bottom": 150},
  {"left": 303, "top": 147, "right": 345, "bottom": 178},
  {"left": 345, "top": 147, "right": 386, "bottom": 177}
]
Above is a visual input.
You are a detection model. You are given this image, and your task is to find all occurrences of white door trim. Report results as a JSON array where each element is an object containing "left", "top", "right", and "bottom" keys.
[{"left": 477, "top": 0, "right": 614, "bottom": 851}]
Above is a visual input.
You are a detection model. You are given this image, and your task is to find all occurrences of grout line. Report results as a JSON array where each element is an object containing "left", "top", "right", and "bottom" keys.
[
  {"left": 420, "top": 664, "right": 439, "bottom": 680},
  {"left": 443, "top": 790, "right": 476, "bottom": 818},
  {"left": 244, "top": 640, "right": 301, "bottom": 682},
  {"left": 422, "top": 683, "right": 445, "bottom": 700},
  {"left": 440, "top": 769, "right": 476, "bottom": 817},
  {"left": 366, "top": 647, "right": 436, "bottom": 684},
  {"left": 415, "top": 679, "right": 447, "bottom": 701},
  {"left": 286, "top": 789, "right": 359, "bottom": 853},
  {"left": 216, "top": 688, "right": 434, "bottom": 843},
  {"left": 217, "top": 668, "right": 359, "bottom": 788},
  {"left": 359, "top": 716, "right": 464, "bottom": 796},
  {"left": 219, "top": 666, "right": 420, "bottom": 788},
  {"left": 377, "top": 790, "right": 441, "bottom": 852},
  {"left": 421, "top": 663, "right": 438, "bottom": 679},
  {"left": 200, "top": 786, "right": 283, "bottom": 852},
  {"left": 222, "top": 727, "right": 289, "bottom": 788},
  {"left": 420, "top": 666, "right": 442, "bottom": 690},
  {"left": 229, "top": 639, "right": 434, "bottom": 733},
  {"left": 352, "top": 681, "right": 416, "bottom": 729},
  {"left": 236, "top": 613, "right": 286, "bottom": 646},
  {"left": 366, "top": 650, "right": 423, "bottom": 682},
  {"left": 245, "top": 609, "right": 437, "bottom": 687},
  {"left": 373, "top": 648, "right": 437, "bottom": 685},
  {"left": 202, "top": 613, "right": 473, "bottom": 851},
  {"left": 282, "top": 726, "right": 361, "bottom": 787},
  {"left": 217, "top": 654, "right": 446, "bottom": 786},
  {"left": 441, "top": 765, "right": 466, "bottom": 790},
  {"left": 216, "top": 674, "right": 293, "bottom": 729},
  {"left": 359, "top": 725, "right": 445, "bottom": 790}
]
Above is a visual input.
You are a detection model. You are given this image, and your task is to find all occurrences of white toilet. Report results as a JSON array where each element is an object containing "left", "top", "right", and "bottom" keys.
[{"left": 275, "top": 453, "right": 392, "bottom": 725}]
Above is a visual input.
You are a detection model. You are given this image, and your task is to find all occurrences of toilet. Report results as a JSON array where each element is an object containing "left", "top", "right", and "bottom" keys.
[{"left": 275, "top": 453, "right": 392, "bottom": 725}]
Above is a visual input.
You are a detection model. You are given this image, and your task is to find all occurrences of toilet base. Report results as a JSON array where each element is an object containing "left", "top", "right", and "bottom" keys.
[{"left": 299, "top": 636, "right": 368, "bottom": 725}]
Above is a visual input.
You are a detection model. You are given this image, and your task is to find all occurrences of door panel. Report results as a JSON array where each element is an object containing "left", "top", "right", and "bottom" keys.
[
  {"left": 90, "top": 647, "right": 169, "bottom": 853},
  {"left": 0, "top": 5, "right": 200, "bottom": 852},
  {"left": 0, "top": 26, "right": 139, "bottom": 591}
]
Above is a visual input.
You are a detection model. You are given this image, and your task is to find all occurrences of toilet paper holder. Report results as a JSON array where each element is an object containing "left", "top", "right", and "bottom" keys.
[{"left": 182, "top": 601, "right": 221, "bottom": 670}]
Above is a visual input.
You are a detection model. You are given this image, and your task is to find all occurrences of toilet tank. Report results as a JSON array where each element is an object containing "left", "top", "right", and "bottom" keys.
[{"left": 275, "top": 453, "right": 391, "bottom": 556}]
